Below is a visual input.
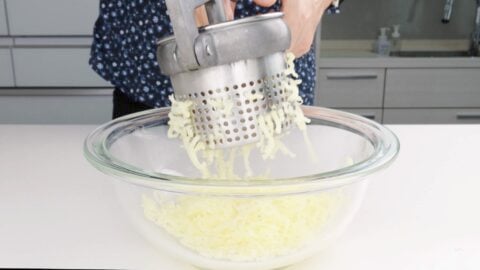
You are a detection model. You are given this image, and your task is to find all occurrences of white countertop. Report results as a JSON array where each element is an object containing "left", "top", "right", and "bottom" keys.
[{"left": 1, "top": 124, "right": 480, "bottom": 270}]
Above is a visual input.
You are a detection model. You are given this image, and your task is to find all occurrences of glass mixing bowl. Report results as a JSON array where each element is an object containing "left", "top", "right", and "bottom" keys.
[{"left": 84, "top": 106, "right": 399, "bottom": 270}]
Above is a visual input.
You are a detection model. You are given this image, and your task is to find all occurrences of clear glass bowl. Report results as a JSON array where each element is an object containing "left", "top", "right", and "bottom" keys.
[{"left": 84, "top": 106, "right": 399, "bottom": 270}]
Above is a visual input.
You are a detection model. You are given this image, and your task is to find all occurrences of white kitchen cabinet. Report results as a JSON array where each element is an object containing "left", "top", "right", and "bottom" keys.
[
  {"left": 0, "top": 48, "right": 14, "bottom": 86},
  {"left": 6, "top": 0, "right": 99, "bottom": 36},
  {"left": 13, "top": 48, "right": 111, "bottom": 87},
  {"left": 0, "top": 90, "right": 113, "bottom": 124},
  {"left": 384, "top": 68, "right": 480, "bottom": 108},
  {"left": 0, "top": 0, "right": 8, "bottom": 35},
  {"left": 14, "top": 37, "right": 93, "bottom": 46},
  {"left": 316, "top": 68, "right": 385, "bottom": 108},
  {"left": 336, "top": 108, "right": 383, "bottom": 123},
  {"left": 384, "top": 108, "right": 480, "bottom": 124}
]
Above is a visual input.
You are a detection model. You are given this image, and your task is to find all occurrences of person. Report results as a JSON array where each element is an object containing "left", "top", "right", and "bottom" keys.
[{"left": 90, "top": 0, "right": 336, "bottom": 119}]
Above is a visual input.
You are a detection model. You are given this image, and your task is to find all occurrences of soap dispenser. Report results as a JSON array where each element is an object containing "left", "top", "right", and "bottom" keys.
[
  {"left": 391, "top": 25, "right": 401, "bottom": 53},
  {"left": 374, "top": 27, "right": 391, "bottom": 56}
]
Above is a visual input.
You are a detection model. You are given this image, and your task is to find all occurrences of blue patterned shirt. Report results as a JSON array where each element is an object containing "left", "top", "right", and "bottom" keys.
[{"left": 90, "top": 0, "right": 316, "bottom": 108}]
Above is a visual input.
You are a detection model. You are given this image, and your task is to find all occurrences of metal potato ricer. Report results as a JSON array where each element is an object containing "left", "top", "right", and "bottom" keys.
[{"left": 157, "top": 0, "right": 292, "bottom": 149}]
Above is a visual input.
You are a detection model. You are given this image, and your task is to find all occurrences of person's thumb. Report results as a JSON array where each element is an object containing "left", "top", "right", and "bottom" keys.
[
  {"left": 223, "top": 0, "right": 235, "bottom": 20},
  {"left": 253, "top": 0, "right": 277, "bottom": 7}
]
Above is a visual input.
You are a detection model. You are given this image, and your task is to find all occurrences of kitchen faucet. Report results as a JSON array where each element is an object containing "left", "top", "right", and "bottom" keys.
[
  {"left": 442, "top": 0, "right": 480, "bottom": 56},
  {"left": 442, "top": 0, "right": 454, "bottom": 23}
]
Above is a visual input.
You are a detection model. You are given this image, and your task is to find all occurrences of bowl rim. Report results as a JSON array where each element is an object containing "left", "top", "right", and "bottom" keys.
[{"left": 84, "top": 106, "right": 400, "bottom": 195}]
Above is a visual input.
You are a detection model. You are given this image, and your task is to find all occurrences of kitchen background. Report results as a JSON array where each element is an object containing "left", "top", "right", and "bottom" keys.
[
  {"left": 0, "top": 0, "right": 479, "bottom": 124},
  {"left": 322, "top": 0, "right": 476, "bottom": 39}
]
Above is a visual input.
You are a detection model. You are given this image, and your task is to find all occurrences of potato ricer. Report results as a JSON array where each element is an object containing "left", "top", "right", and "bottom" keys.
[
  {"left": 157, "top": 0, "right": 338, "bottom": 148},
  {"left": 157, "top": 0, "right": 293, "bottom": 149}
]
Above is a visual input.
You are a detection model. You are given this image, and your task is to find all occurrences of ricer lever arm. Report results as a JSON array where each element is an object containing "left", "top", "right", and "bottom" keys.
[{"left": 165, "top": 0, "right": 226, "bottom": 71}]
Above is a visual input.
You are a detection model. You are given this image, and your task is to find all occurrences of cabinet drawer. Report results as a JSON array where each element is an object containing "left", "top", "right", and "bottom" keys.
[
  {"left": 336, "top": 108, "right": 383, "bottom": 123},
  {"left": 6, "top": 0, "right": 98, "bottom": 36},
  {"left": 384, "top": 108, "right": 480, "bottom": 124},
  {"left": 385, "top": 68, "right": 480, "bottom": 108},
  {"left": 0, "top": 90, "right": 113, "bottom": 124},
  {"left": 0, "top": 0, "right": 7, "bottom": 35},
  {"left": 316, "top": 69, "right": 385, "bottom": 108},
  {"left": 0, "top": 48, "right": 14, "bottom": 86},
  {"left": 13, "top": 48, "right": 111, "bottom": 87}
]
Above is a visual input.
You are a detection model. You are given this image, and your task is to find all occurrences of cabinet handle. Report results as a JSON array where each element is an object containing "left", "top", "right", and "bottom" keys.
[
  {"left": 361, "top": 114, "right": 376, "bottom": 120},
  {"left": 456, "top": 113, "right": 480, "bottom": 119},
  {"left": 326, "top": 74, "right": 378, "bottom": 80}
]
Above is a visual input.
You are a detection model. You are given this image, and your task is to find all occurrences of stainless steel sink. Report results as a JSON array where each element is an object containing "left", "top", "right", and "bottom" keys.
[{"left": 390, "top": 50, "right": 476, "bottom": 57}]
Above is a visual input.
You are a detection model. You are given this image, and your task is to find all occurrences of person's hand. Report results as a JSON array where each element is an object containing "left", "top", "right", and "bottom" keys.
[
  {"left": 195, "top": 0, "right": 334, "bottom": 58},
  {"left": 195, "top": 0, "right": 276, "bottom": 26},
  {"left": 282, "top": 0, "right": 335, "bottom": 57}
]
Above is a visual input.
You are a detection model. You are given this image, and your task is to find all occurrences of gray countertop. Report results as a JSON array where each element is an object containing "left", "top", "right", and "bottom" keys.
[{"left": 318, "top": 50, "right": 480, "bottom": 68}]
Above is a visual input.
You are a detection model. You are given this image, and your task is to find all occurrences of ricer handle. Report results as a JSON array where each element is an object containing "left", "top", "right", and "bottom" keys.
[{"left": 164, "top": 0, "right": 226, "bottom": 71}]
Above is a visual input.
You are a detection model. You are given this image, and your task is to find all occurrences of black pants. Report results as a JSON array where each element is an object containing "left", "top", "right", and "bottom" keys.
[{"left": 112, "top": 88, "right": 153, "bottom": 119}]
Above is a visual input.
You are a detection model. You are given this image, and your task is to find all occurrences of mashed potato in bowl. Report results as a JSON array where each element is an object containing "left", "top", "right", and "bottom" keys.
[{"left": 142, "top": 190, "right": 342, "bottom": 261}]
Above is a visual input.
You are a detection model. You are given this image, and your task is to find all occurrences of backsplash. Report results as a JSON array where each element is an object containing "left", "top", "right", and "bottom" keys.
[{"left": 321, "top": 0, "right": 476, "bottom": 40}]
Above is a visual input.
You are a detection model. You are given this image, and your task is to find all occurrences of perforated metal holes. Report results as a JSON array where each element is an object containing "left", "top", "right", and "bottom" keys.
[{"left": 171, "top": 53, "right": 291, "bottom": 148}]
